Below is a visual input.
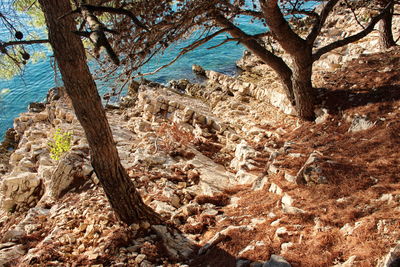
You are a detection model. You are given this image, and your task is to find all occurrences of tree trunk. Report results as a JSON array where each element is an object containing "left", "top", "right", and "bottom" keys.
[
  {"left": 291, "top": 52, "right": 316, "bottom": 121},
  {"left": 38, "top": 0, "right": 160, "bottom": 225},
  {"left": 379, "top": 1, "right": 396, "bottom": 49}
]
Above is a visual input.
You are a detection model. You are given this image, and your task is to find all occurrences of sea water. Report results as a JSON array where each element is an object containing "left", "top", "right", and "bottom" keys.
[
  {"left": 0, "top": 15, "right": 266, "bottom": 139},
  {"left": 0, "top": 0, "right": 317, "bottom": 139}
]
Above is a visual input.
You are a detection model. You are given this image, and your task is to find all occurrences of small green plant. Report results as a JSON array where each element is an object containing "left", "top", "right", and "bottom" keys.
[{"left": 48, "top": 128, "right": 72, "bottom": 160}]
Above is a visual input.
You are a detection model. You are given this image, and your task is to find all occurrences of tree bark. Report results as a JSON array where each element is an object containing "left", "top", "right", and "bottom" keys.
[
  {"left": 292, "top": 55, "right": 316, "bottom": 121},
  {"left": 259, "top": 0, "right": 317, "bottom": 119},
  {"left": 38, "top": 0, "right": 160, "bottom": 225},
  {"left": 379, "top": 1, "right": 396, "bottom": 49}
]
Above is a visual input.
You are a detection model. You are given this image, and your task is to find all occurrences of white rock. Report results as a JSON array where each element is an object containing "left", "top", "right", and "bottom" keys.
[
  {"left": 0, "top": 172, "right": 42, "bottom": 211},
  {"left": 151, "top": 225, "right": 195, "bottom": 260},
  {"left": 348, "top": 116, "right": 375, "bottom": 132},
  {"left": 284, "top": 172, "right": 296, "bottom": 183},
  {"left": 376, "top": 244, "right": 400, "bottom": 267},
  {"left": 153, "top": 200, "right": 176, "bottom": 215},
  {"left": 333, "top": 255, "right": 357, "bottom": 267},
  {"left": 49, "top": 151, "right": 85, "bottom": 198},
  {"left": 275, "top": 227, "right": 288, "bottom": 238},
  {"left": 281, "top": 242, "right": 294, "bottom": 252},
  {"left": 281, "top": 194, "right": 294, "bottom": 207},
  {"left": 236, "top": 169, "right": 258, "bottom": 185},
  {"left": 269, "top": 183, "right": 283, "bottom": 195}
]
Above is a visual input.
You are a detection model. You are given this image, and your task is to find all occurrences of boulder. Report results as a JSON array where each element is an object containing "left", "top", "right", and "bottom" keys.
[
  {"left": 187, "top": 148, "right": 235, "bottom": 194},
  {"left": 230, "top": 141, "right": 259, "bottom": 171},
  {"left": 48, "top": 151, "right": 87, "bottom": 199},
  {"left": 295, "top": 151, "right": 328, "bottom": 185},
  {"left": 0, "top": 172, "right": 43, "bottom": 211},
  {"left": 1, "top": 128, "right": 18, "bottom": 150},
  {"left": 269, "top": 91, "right": 296, "bottom": 116},
  {"left": 192, "top": 64, "right": 206, "bottom": 76},
  {"left": 169, "top": 79, "right": 190, "bottom": 91},
  {"left": 46, "top": 87, "right": 63, "bottom": 103},
  {"left": 348, "top": 116, "right": 375, "bottom": 133},
  {"left": 377, "top": 244, "right": 400, "bottom": 267},
  {"left": 28, "top": 102, "right": 46, "bottom": 113},
  {"left": 0, "top": 243, "right": 25, "bottom": 266},
  {"left": 151, "top": 225, "right": 195, "bottom": 260}
]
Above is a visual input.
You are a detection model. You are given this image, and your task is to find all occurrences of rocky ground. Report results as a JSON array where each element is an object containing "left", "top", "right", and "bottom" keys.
[{"left": 1, "top": 4, "right": 400, "bottom": 267}]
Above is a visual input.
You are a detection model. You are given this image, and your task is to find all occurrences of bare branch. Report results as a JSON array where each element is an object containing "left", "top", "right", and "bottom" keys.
[
  {"left": 207, "top": 37, "right": 239, "bottom": 49},
  {"left": 82, "top": 5, "right": 148, "bottom": 31},
  {"left": 133, "top": 52, "right": 183, "bottom": 79},
  {"left": 183, "top": 28, "right": 230, "bottom": 52},
  {"left": 133, "top": 28, "right": 229, "bottom": 78},
  {"left": 78, "top": 5, "right": 120, "bottom": 65},
  {"left": 0, "top": 39, "right": 49, "bottom": 48},
  {"left": 286, "top": 10, "right": 319, "bottom": 18},
  {"left": 313, "top": 2, "right": 393, "bottom": 61},
  {"left": 306, "top": 0, "right": 340, "bottom": 44},
  {"left": 343, "top": 0, "right": 366, "bottom": 30}
]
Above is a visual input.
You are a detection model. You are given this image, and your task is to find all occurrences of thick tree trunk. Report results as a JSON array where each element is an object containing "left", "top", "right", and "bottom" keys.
[
  {"left": 38, "top": 0, "right": 160, "bottom": 225},
  {"left": 291, "top": 51, "right": 316, "bottom": 121},
  {"left": 379, "top": 1, "right": 396, "bottom": 49}
]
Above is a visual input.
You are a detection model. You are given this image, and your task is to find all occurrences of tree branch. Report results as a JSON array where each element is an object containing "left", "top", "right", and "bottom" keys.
[
  {"left": 259, "top": 0, "right": 306, "bottom": 54},
  {"left": 313, "top": 2, "right": 393, "bottom": 61},
  {"left": 81, "top": 5, "right": 148, "bottom": 31},
  {"left": 343, "top": 0, "right": 366, "bottom": 30},
  {"left": 286, "top": 10, "right": 319, "bottom": 19},
  {"left": 0, "top": 39, "right": 49, "bottom": 48},
  {"left": 306, "top": 0, "right": 340, "bottom": 44},
  {"left": 134, "top": 28, "right": 229, "bottom": 78},
  {"left": 78, "top": 5, "right": 120, "bottom": 65},
  {"left": 212, "top": 12, "right": 295, "bottom": 102},
  {"left": 59, "top": 4, "right": 148, "bottom": 31}
]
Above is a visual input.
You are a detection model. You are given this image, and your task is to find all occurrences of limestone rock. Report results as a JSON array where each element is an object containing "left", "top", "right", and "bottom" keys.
[
  {"left": 192, "top": 64, "right": 206, "bottom": 76},
  {"left": 0, "top": 172, "right": 43, "bottom": 211},
  {"left": 269, "top": 91, "right": 296, "bottom": 116},
  {"left": 269, "top": 183, "right": 283, "bottom": 195},
  {"left": 348, "top": 116, "right": 375, "bottom": 133},
  {"left": 296, "top": 151, "right": 328, "bottom": 185},
  {"left": 377, "top": 244, "right": 400, "bottom": 267},
  {"left": 152, "top": 200, "right": 176, "bottom": 215},
  {"left": 169, "top": 79, "right": 190, "bottom": 91},
  {"left": 49, "top": 151, "right": 87, "bottom": 199},
  {"left": 314, "top": 108, "right": 329, "bottom": 124},
  {"left": 151, "top": 225, "right": 195, "bottom": 260},
  {"left": 28, "top": 102, "right": 46, "bottom": 113},
  {"left": 0, "top": 244, "right": 25, "bottom": 266},
  {"left": 333, "top": 255, "right": 357, "bottom": 267},
  {"left": 235, "top": 169, "right": 258, "bottom": 185},
  {"left": 230, "top": 141, "right": 259, "bottom": 171},
  {"left": 187, "top": 149, "right": 235, "bottom": 194},
  {"left": 46, "top": 87, "right": 63, "bottom": 103}
]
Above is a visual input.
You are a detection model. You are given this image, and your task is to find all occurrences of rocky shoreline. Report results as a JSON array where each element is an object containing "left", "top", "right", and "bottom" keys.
[{"left": 1, "top": 5, "right": 400, "bottom": 267}]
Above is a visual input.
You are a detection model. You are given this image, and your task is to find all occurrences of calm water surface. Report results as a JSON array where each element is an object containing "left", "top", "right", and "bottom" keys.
[{"left": 0, "top": 14, "right": 266, "bottom": 139}]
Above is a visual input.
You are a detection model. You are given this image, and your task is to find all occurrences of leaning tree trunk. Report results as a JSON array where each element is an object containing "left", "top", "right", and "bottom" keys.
[
  {"left": 38, "top": 0, "right": 160, "bottom": 225},
  {"left": 379, "top": 1, "right": 396, "bottom": 49}
]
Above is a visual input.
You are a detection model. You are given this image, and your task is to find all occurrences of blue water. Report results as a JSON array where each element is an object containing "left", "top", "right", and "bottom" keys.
[{"left": 0, "top": 13, "right": 267, "bottom": 139}]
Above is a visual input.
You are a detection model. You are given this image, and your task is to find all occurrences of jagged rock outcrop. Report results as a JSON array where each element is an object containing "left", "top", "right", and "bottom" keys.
[
  {"left": 0, "top": 172, "right": 43, "bottom": 212},
  {"left": 48, "top": 151, "right": 89, "bottom": 199}
]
